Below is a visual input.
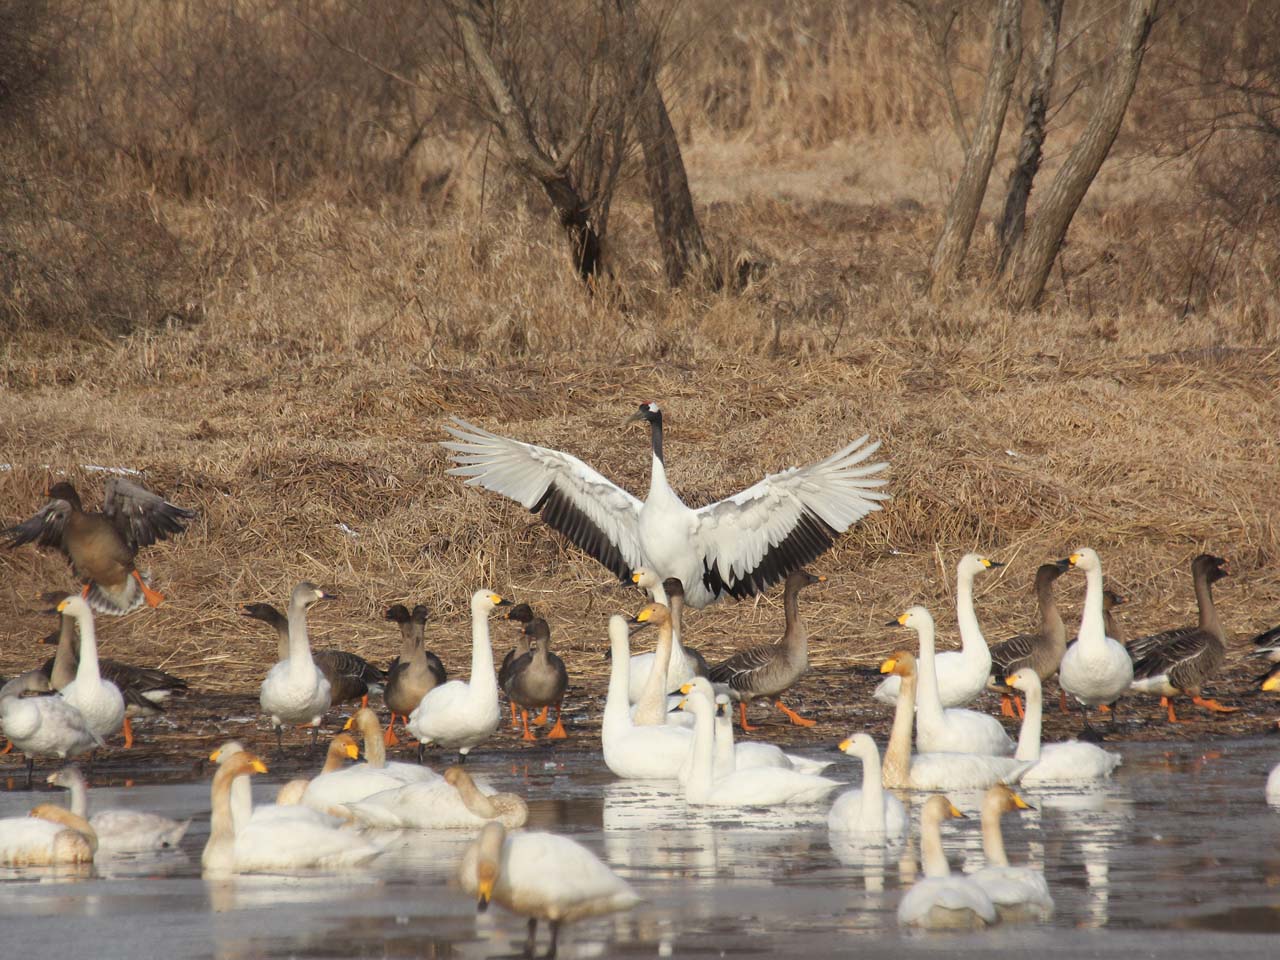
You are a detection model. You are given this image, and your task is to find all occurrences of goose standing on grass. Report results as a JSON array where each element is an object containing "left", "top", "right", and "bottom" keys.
[
  {"left": 506, "top": 619, "right": 570, "bottom": 740},
  {"left": 601, "top": 613, "right": 693, "bottom": 780},
  {"left": 1127, "top": 554, "right": 1237, "bottom": 722},
  {"left": 441, "top": 403, "right": 888, "bottom": 609},
  {"left": 54, "top": 595, "right": 125, "bottom": 743},
  {"left": 677, "top": 685, "right": 839, "bottom": 807},
  {"left": 1058, "top": 548, "right": 1133, "bottom": 734},
  {"left": 383, "top": 603, "right": 446, "bottom": 745},
  {"left": 2, "top": 478, "right": 195, "bottom": 614},
  {"left": 202, "top": 749, "right": 381, "bottom": 876},
  {"left": 710, "top": 569, "right": 826, "bottom": 731},
  {"left": 258, "top": 583, "right": 334, "bottom": 749},
  {"left": 879, "top": 652, "right": 1030, "bottom": 790},
  {"left": 987, "top": 561, "right": 1070, "bottom": 718},
  {"left": 827, "top": 733, "right": 907, "bottom": 841},
  {"left": 628, "top": 571, "right": 708, "bottom": 699},
  {"left": 897, "top": 795, "right": 997, "bottom": 929},
  {"left": 892, "top": 607, "right": 1013, "bottom": 756},
  {"left": 0, "top": 693, "right": 100, "bottom": 787},
  {"left": 499, "top": 603, "right": 536, "bottom": 728},
  {"left": 345, "top": 766, "right": 528, "bottom": 830},
  {"left": 969, "top": 784, "right": 1054, "bottom": 921},
  {"left": 460, "top": 821, "right": 640, "bottom": 960},
  {"left": 407, "top": 590, "right": 511, "bottom": 761},
  {"left": 243, "top": 600, "right": 385, "bottom": 710},
  {"left": 875, "top": 554, "right": 1002, "bottom": 707},
  {"left": 1005, "top": 669, "right": 1121, "bottom": 783},
  {"left": 46, "top": 765, "right": 190, "bottom": 852}
]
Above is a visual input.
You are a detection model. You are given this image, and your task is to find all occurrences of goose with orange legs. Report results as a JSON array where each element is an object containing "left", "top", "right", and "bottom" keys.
[
  {"left": 382, "top": 603, "right": 446, "bottom": 745},
  {"left": 506, "top": 618, "right": 570, "bottom": 741}
]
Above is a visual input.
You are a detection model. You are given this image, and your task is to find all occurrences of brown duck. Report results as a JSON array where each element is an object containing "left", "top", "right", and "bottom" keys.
[
  {"left": 987, "top": 561, "right": 1070, "bottom": 718},
  {"left": 2, "top": 478, "right": 195, "bottom": 614},
  {"left": 383, "top": 603, "right": 446, "bottom": 745},
  {"left": 505, "top": 618, "right": 570, "bottom": 741}
]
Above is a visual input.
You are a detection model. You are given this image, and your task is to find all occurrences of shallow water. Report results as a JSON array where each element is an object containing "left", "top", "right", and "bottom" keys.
[{"left": 1, "top": 738, "right": 1278, "bottom": 959}]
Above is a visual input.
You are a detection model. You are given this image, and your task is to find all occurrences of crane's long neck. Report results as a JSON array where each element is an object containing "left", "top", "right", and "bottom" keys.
[
  {"left": 285, "top": 600, "right": 316, "bottom": 680},
  {"left": 634, "top": 621, "right": 674, "bottom": 725},
  {"left": 1193, "top": 570, "right": 1222, "bottom": 641},
  {"left": 781, "top": 580, "right": 807, "bottom": 659},
  {"left": 603, "top": 618, "right": 633, "bottom": 739},
  {"left": 882, "top": 672, "right": 916, "bottom": 789},
  {"left": 981, "top": 800, "right": 1010, "bottom": 867},
  {"left": 1039, "top": 575, "right": 1067, "bottom": 655},
  {"left": 914, "top": 622, "right": 945, "bottom": 727},
  {"left": 956, "top": 566, "right": 984, "bottom": 653},
  {"left": 51, "top": 614, "right": 78, "bottom": 689},
  {"left": 645, "top": 414, "right": 672, "bottom": 503},
  {"left": 73, "top": 611, "right": 101, "bottom": 686},
  {"left": 857, "top": 744, "right": 886, "bottom": 831},
  {"left": 920, "top": 806, "right": 952, "bottom": 879},
  {"left": 1013, "top": 678, "right": 1044, "bottom": 763},
  {"left": 1079, "top": 563, "right": 1105, "bottom": 651},
  {"left": 468, "top": 600, "right": 497, "bottom": 695},
  {"left": 684, "top": 701, "right": 716, "bottom": 804}
]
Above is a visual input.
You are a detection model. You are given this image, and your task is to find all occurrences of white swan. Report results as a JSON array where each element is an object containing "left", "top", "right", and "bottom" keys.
[
  {"left": 47, "top": 765, "right": 190, "bottom": 852},
  {"left": 442, "top": 404, "right": 887, "bottom": 608},
  {"left": 678, "top": 686, "right": 839, "bottom": 807},
  {"left": 459, "top": 821, "right": 641, "bottom": 959},
  {"left": 968, "top": 784, "right": 1054, "bottom": 921},
  {"left": 1266, "top": 762, "right": 1280, "bottom": 804},
  {"left": 898, "top": 795, "right": 997, "bottom": 929},
  {"left": 201, "top": 749, "right": 381, "bottom": 876},
  {"left": 55, "top": 595, "right": 125, "bottom": 741},
  {"left": 627, "top": 569, "right": 703, "bottom": 700},
  {"left": 879, "top": 652, "right": 1032, "bottom": 791},
  {"left": 407, "top": 589, "right": 510, "bottom": 759},
  {"left": 1005, "top": 669, "right": 1121, "bottom": 783},
  {"left": 0, "top": 808, "right": 95, "bottom": 866},
  {"left": 258, "top": 582, "right": 334, "bottom": 747},
  {"left": 1058, "top": 548, "right": 1133, "bottom": 724},
  {"left": 602, "top": 612, "right": 693, "bottom": 780},
  {"left": 827, "top": 733, "right": 907, "bottom": 841},
  {"left": 874, "top": 554, "right": 1000, "bottom": 706},
  {"left": 344, "top": 766, "right": 527, "bottom": 830},
  {"left": 0, "top": 691, "right": 100, "bottom": 777},
  {"left": 895, "top": 607, "right": 1012, "bottom": 756},
  {"left": 344, "top": 706, "right": 440, "bottom": 783},
  {"left": 211, "top": 740, "right": 347, "bottom": 830}
]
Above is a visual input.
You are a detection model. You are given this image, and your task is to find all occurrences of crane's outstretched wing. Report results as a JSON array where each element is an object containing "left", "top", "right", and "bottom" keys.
[
  {"left": 103, "top": 477, "right": 196, "bottom": 552},
  {"left": 1, "top": 498, "right": 73, "bottom": 552},
  {"left": 441, "top": 417, "right": 644, "bottom": 581},
  {"left": 693, "top": 435, "right": 888, "bottom": 600}
]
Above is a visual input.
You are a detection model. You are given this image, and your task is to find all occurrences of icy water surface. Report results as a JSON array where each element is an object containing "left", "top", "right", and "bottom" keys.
[{"left": 1, "top": 738, "right": 1278, "bottom": 959}]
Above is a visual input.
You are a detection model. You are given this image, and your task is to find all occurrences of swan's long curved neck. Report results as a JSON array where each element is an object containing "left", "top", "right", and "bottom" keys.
[
  {"left": 956, "top": 567, "right": 984, "bottom": 652},
  {"left": 1193, "top": 570, "right": 1222, "bottom": 640},
  {"left": 72, "top": 610, "right": 101, "bottom": 686},
  {"left": 51, "top": 614, "right": 78, "bottom": 689},
  {"left": 684, "top": 701, "right": 716, "bottom": 803},
  {"left": 1013, "top": 680, "right": 1044, "bottom": 763},
  {"left": 857, "top": 745, "right": 886, "bottom": 829},
  {"left": 285, "top": 600, "right": 317, "bottom": 679},
  {"left": 634, "top": 619, "right": 674, "bottom": 725},
  {"left": 913, "top": 623, "right": 945, "bottom": 727},
  {"left": 62, "top": 772, "right": 89, "bottom": 819},
  {"left": 920, "top": 807, "right": 952, "bottom": 878},
  {"left": 468, "top": 600, "right": 498, "bottom": 694},
  {"left": 1079, "top": 563, "right": 1106, "bottom": 648},
  {"left": 981, "top": 801, "right": 1010, "bottom": 867},
  {"left": 229, "top": 774, "right": 253, "bottom": 832},
  {"left": 882, "top": 672, "right": 916, "bottom": 788},
  {"left": 210, "top": 766, "right": 241, "bottom": 847},
  {"left": 360, "top": 715, "right": 387, "bottom": 768},
  {"left": 604, "top": 618, "right": 633, "bottom": 738},
  {"left": 714, "top": 706, "right": 735, "bottom": 775},
  {"left": 454, "top": 773, "right": 499, "bottom": 818},
  {"left": 31, "top": 805, "right": 98, "bottom": 853}
]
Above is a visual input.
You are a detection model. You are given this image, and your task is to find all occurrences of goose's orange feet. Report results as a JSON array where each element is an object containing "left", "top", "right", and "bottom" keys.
[
  {"left": 520, "top": 710, "right": 536, "bottom": 742},
  {"left": 1191, "top": 695, "right": 1238, "bottom": 714},
  {"left": 738, "top": 702, "right": 760, "bottom": 733},
  {"left": 533, "top": 706, "right": 549, "bottom": 727},
  {"left": 1000, "top": 695, "right": 1015, "bottom": 718},
  {"left": 1160, "top": 696, "right": 1181, "bottom": 723},
  {"left": 122, "top": 716, "right": 134, "bottom": 749},
  {"left": 547, "top": 717, "right": 568, "bottom": 739},
  {"left": 775, "top": 700, "right": 816, "bottom": 727},
  {"left": 81, "top": 583, "right": 92, "bottom": 599},
  {"left": 1014, "top": 696, "right": 1025, "bottom": 719},
  {"left": 384, "top": 714, "right": 400, "bottom": 747},
  {"left": 132, "top": 570, "right": 165, "bottom": 608},
  {"left": 360, "top": 694, "right": 369, "bottom": 708},
  {"left": 0, "top": 740, "right": 11, "bottom": 755},
  {"left": 509, "top": 701, "right": 520, "bottom": 731}
]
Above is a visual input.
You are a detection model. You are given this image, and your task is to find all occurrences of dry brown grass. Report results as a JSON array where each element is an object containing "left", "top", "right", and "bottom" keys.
[{"left": 1, "top": 2, "right": 1278, "bottom": 743}]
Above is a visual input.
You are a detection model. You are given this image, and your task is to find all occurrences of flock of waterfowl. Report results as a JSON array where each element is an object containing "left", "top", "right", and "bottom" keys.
[{"left": 1, "top": 403, "right": 1279, "bottom": 951}]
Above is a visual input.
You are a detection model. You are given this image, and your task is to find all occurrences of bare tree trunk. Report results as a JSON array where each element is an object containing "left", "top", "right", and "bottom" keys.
[
  {"left": 453, "top": 3, "right": 603, "bottom": 280},
  {"left": 1003, "top": 0, "right": 1162, "bottom": 310},
  {"left": 900, "top": 1, "right": 970, "bottom": 150},
  {"left": 928, "top": 0, "right": 1023, "bottom": 298},
  {"left": 616, "top": 0, "right": 713, "bottom": 288},
  {"left": 996, "top": 0, "right": 1064, "bottom": 275}
]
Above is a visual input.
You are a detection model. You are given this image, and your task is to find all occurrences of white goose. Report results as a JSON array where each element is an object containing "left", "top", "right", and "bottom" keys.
[
  {"left": 343, "top": 766, "right": 528, "bottom": 830},
  {"left": 895, "top": 607, "right": 1012, "bottom": 756},
  {"left": 0, "top": 692, "right": 100, "bottom": 786},
  {"left": 258, "top": 581, "right": 334, "bottom": 747},
  {"left": 968, "top": 784, "right": 1054, "bottom": 921},
  {"left": 827, "top": 733, "right": 908, "bottom": 841},
  {"left": 628, "top": 568, "right": 705, "bottom": 700},
  {"left": 1005, "top": 669, "right": 1121, "bottom": 784},
  {"left": 442, "top": 403, "right": 888, "bottom": 608},
  {"left": 874, "top": 553, "right": 1000, "bottom": 706},
  {"left": 407, "top": 589, "right": 510, "bottom": 759},
  {"left": 678, "top": 685, "right": 838, "bottom": 807},
  {"left": 1058, "top": 548, "right": 1133, "bottom": 729},
  {"left": 897, "top": 795, "right": 997, "bottom": 929},
  {"left": 55, "top": 595, "right": 125, "bottom": 741},
  {"left": 46, "top": 765, "right": 190, "bottom": 852},
  {"left": 601, "top": 613, "right": 693, "bottom": 780}
]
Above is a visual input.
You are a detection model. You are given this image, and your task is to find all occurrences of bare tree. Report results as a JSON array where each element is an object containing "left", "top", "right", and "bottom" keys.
[
  {"left": 996, "top": 0, "right": 1064, "bottom": 274},
  {"left": 928, "top": 0, "right": 1023, "bottom": 297},
  {"left": 1001, "top": 0, "right": 1163, "bottom": 309},
  {"left": 899, "top": 1, "right": 973, "bottom": 151}
]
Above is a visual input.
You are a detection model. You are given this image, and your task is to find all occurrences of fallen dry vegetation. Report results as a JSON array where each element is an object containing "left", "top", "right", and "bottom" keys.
[{"left": 1, "top": 2, "right": 1279, "bottom": 771}]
